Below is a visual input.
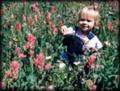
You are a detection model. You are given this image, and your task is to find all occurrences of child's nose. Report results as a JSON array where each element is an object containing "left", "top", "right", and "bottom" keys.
[{"left": 82, "top": 20, "right": 87, "bottom": 24}]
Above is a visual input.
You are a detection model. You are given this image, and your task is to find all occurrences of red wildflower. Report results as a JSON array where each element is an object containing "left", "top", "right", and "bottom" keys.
[
  {"left": 44, "top": 64, "right": 51, "bottom": 70},
  {"left": 50, "top": 5, "right": 55, "bottom": 13},
  {"left": 51, "top": 23, "right": 58, "bottom": 34},
  {"left": 24, "top": 33, "right": 36, "bottom": 50},
  {"left": 5, "top": 70, "right": 12, "bottom": 78},
  {"left": 107, "top": 21, "right": 113, "bottom": 32},
  {"left": 59, "top": 20, "right": 63, "bottom": 28},
  {"left": 28, "top": 16, "right": 34, "bottom": 27},
  {"left": 18, "top": 53, "right": 26, "bottom": 59},
  {"left": 22, "top": 14, "right": 26, "bottom": 22},
  {"left": 87, "top": 55, "right": 96, "bottom": 66},
  {"left": 15, "top": 21, "right": 21, "bottom": 32},
  {"left": 86, "top": 79, "right": 97, "bottom": 91},
  {"left": 23, "top": 42, "right": 35, "bottom": 49},
  {"left": 45, "top": 12, "right": 51, "bottom": 25},
  {"left": 33, "top": 53, "right": 46, "bottom": 70},
  {"left": 84, "top": 55, "right": 96, "bottom": 74},
  {"left": 31, "top": 3, "right": 39, "bottom": 13},
  {"left": 90, "top": 85, "right": 97, "bottom": 91},
  {"left": 10, "top": 60, "right": 19, "bottom": 75},
  {"left": 23, "top": 42, "right": 30, "bottom": 50},
  {"left": 27, "top": 33, "right": 36, "bottom": 43},
  {"left": 15, "top": 47, "right": 26, "bottom": 58},
  {"left": 15, "top": 47, "right": 21, "bottom": 54}
]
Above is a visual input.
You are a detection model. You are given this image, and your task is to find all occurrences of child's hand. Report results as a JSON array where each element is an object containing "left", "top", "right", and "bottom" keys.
[
  {"left": 61, "top": 25, "right": 68, "bottom": 35},
  {"left": 61, "top": 25, "right": 75, "bottom": 35}
]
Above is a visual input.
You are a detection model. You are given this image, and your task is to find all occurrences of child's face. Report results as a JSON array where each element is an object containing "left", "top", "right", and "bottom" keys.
[{"left": 79, "top": 14, "right": 95, "bottom": 32}]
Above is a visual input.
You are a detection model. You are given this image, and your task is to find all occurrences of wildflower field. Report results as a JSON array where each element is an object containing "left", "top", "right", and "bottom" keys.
[{"left": 0, "top": 1, "right": 119, "bottom": 91}]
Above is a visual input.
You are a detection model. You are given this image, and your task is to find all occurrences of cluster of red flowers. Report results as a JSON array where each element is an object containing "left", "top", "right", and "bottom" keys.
[
  {"left": 84, "top": 55, "right": 96, "bottom": 74},
  {"left": 44, "top": 5, "right": 63, "bottom": 34},
  {"left": 33, "top": 53, "right": 51, "bottom": 71},
  {"left": 31, "top": 3, "right": 39, "bottom": 13},
  {"left": 5, "top": 60, "right": 20, "bottom": 80},
  {"left": 28, "top": 15, "right": 34, "bottom": 27},
  {"left": 15, "top": 21, "right": 21, "bottom": 32},
  {"left": 87, "top": 55, "right": 96, "bottom": 66},
  {"left": 31, "top": 3, "right": 41, "bottom": 22},
  {"left": 23, "top": 33, "right": 36, "bottom": 50},
  {"left": 15, "top": 47, "right": 26, "bottom": 59}
]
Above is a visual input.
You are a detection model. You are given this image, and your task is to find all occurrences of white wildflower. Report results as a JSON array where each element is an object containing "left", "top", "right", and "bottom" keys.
[{"left": 59, "top": 62, "right": 66, "bottom": 70}]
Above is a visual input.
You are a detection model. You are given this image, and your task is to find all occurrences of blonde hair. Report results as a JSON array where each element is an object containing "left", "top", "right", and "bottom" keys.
[{"left": 79, "top": 4, "right": 100, "bottom": 29}]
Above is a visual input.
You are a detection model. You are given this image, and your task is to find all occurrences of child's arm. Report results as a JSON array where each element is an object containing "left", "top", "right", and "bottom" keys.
[
  {"left": 61, "top": 25, "right": 75, "bottom": 35},
  {"left": 85, "top": 35, "right": 103, "bottom": 51}
]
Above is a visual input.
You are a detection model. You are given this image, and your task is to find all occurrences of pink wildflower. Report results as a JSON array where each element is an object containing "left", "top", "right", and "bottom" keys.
[
  {"left": 15, "top": 21, "right": 21, "bottom": 32},
  {"left": 27, "top": 33, "right": 36, "bottom": 43},
  {"left": 86, "top": 80, "right": 94, "bottom": 90},
  {"left": 22, "top": 14, "right": 26, "bottom": 22},
  {"left": 87, "top": 55, "right": 96, "bottom": 66},
  {"left": 5, "top": 70, "right": 12, "bottom": 78},
  {"left": 28, "top": 16, "right": 34, "bottom": 27},
  {"left": 24, "top": 33, "right": 36, "bottom": 50},
  {"left": 17, "top": 53, "right": 26, "bottom": 59},
  {"left": 15, "top": 47, "right": 21, "bottom": 54},
  {"left": 23, "top": 42, "right": 30, "bottom": 49},
  {"left": 51, "top": 23, "right": 58, "bottom": 34},
  {"left": 50, "top": 5, "right": 55, "bottom": 13},
  {"left": 33, "top": 53, "right": 45, "bottom": 70},
  {"left": 44, "top": 64, "right": 51, "bottom": 70},
  {"left": 86, "top": 79, "right": 97, "bottom": 91},
  {"left": 15, "top": 47, "right": 26, "bottom": 58},
  {"left": 31, "top": 3, "right": 39, "bottom": 13},
  {"left": 90, "top": 85, "right": 97, "bottom": 91},
  {"left": 10, "top": 60, "right": 19, "bottom": 75}
]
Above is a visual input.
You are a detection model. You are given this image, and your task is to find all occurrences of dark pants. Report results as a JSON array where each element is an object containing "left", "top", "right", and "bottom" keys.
[{"left": 63, "top": 35, "right": 84, "bottom": 65}]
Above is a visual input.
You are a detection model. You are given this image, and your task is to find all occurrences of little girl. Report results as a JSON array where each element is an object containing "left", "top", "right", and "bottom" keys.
[{"left": 60, "top": 5, "right": 103, "bottom": 65}]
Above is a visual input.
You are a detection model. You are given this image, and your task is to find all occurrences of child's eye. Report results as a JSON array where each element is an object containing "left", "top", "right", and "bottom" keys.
[
  {"left": 80, "top": 19, "right": 85, "bottom": 21},
  {"left": 87, "top": 20, "right": 91, "bottom": 22}
]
